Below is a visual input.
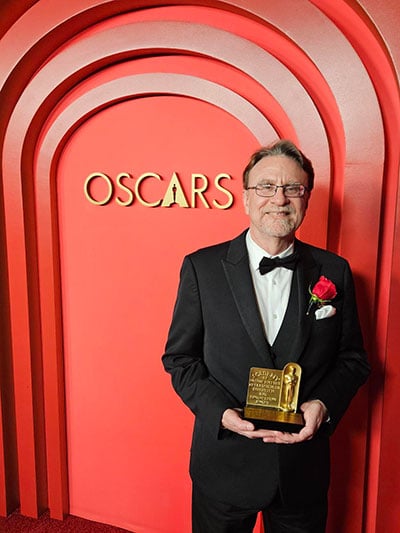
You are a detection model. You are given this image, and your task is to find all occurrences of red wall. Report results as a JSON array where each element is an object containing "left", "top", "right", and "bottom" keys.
[{"left": 0, "top": 1, "right": 399, "bottom": 532}]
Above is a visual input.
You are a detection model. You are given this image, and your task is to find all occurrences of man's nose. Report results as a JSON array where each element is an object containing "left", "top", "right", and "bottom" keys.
[{"left": 271, "top": 187, "right": 289, "bottom": 205}]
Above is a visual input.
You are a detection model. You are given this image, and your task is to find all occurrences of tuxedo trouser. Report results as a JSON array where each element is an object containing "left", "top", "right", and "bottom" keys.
[{"left": 192, "top": 484, "right": 327, "bottom": 533}]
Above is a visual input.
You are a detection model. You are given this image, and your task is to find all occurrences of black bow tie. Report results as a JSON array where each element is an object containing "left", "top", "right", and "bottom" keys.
[{"left": 259, "top": 252, "right": 298, "bottom": 275}]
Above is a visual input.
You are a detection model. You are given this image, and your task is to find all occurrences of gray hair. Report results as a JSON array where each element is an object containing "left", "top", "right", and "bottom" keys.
[{"left": 243, "top": 140, "right": 314, "bottom": 191}]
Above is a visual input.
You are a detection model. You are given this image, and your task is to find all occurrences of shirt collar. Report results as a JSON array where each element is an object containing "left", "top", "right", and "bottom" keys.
[{"left": 246, "top": 230, "right": 294, "bottom": 273}]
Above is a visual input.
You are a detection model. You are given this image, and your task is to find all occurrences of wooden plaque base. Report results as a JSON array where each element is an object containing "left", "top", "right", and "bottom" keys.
[{"left": 244, "top": 406, "right": 305, "bottom": 433}]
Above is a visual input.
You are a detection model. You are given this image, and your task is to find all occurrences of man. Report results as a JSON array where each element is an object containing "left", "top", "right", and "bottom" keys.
[{"left": 162, "top": 140, "right": 370, "bottom": 532}]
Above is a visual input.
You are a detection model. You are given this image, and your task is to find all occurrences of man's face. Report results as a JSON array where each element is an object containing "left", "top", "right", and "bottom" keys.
[{"left": 243, "top": 155, "right": 310, "bottom": 244}]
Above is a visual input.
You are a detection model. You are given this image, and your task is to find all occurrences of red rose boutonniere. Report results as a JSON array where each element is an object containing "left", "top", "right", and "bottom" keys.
[{"left": 307, "top": 276, "right": 337, "bottom": 315}]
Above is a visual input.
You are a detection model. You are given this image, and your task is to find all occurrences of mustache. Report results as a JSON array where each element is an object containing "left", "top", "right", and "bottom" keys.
[{"left": 264, "top": 208, "right": 293, "bottom": 214}]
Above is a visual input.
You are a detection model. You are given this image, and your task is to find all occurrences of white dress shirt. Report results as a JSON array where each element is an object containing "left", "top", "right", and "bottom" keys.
[{"left": 246, "top": 231, "right": 294, "bottom": 345}]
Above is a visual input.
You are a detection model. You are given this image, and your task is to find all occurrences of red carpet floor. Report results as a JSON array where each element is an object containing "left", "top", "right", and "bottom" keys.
[{"left": 0, "top": 511, "right": 133, "bottom": 532}]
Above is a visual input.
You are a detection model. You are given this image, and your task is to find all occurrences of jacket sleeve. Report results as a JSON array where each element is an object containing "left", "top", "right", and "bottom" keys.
[{"left": 162, "top": 256, "right": 239, "bottom": 439}]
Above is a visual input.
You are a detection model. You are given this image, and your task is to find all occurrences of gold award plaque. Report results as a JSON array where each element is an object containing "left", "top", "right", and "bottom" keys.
[{"left": 243, "top": 363, "right": 305, "bottom": 432}]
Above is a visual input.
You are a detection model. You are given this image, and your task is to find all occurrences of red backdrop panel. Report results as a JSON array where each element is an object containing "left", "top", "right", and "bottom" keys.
[
  {"left": 58, "top": 95, "right": 257, "bottom": 532},
  {"left": 1, "top": 2, "right": 399, "bottom": 532}
]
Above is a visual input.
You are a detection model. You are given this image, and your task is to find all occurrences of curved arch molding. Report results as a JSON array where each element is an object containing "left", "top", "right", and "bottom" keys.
[{"left": 0, "top": 2, "right": 398, "bottom": 532}]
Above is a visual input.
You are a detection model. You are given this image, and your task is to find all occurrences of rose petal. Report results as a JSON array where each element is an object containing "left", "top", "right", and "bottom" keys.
[{"left": 312, "top": 276, "right": 337, "bottom": 301}]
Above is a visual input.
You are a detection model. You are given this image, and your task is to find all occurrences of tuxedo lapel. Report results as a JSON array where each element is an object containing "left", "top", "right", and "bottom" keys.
[
  {"left": 222, "top": 232, "right": 275, "bottom": 367},
  {"left": 272, "top": 240, "right": 321, "bottom": 366}
]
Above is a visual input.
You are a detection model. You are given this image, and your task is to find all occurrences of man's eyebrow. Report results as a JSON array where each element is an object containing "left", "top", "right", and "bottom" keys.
[{"left": 256, "top": 180, "right": 303, "bottom": 185}]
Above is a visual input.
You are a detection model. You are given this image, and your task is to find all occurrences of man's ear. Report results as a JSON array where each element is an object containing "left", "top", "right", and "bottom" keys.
[
  {"left": 304, "top": 191, "right": 311, "bottom": 211},
  {"left": 243, "top": 189, "right": 250, "bottom": 215}
]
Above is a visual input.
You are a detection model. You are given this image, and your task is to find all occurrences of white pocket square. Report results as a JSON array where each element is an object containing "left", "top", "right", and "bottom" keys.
[{"left": 315, "top": 305, "right": 336, "bottom": 320}]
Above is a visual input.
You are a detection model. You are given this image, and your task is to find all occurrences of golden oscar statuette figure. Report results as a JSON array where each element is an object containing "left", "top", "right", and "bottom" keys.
[{"left": 243, "top": 363, "right": 305, "bottom": 433}]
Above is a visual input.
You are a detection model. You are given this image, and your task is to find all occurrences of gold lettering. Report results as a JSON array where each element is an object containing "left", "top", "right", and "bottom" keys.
[
  {"left": 84, "top": 172, "right": 113, "bottom": 205},
  {"left": 191, "top": 174, "right": 210, "bottom": 208},
  {"left": 116, "top": 173, "right": 134, "bottom": 206},
  {"left": 84, "top": 171, "right": 235, "bottom": 209},
  {"left": 161, "top": 172, "right": 189, "bottom": 208},
  {"left": 213, "top": 173, "right": 234, "bottom": 209},
  {"left": 135, "top": 173, "right": 162, "bottom": 207}
]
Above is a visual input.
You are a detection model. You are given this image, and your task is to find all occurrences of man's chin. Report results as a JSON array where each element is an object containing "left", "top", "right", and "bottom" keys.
[{"left": 263, "top": 222, "right": 295, "bottom": 238}]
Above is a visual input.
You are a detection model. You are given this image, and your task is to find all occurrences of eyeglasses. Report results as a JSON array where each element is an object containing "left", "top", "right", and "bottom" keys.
[{"left": 245, "top": 184, "right": 309, "bottom": 198}]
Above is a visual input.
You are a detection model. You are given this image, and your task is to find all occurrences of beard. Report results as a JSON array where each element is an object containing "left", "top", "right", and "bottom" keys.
[{"left": 260, "top": 209, "right": 299, "bottom": 238}]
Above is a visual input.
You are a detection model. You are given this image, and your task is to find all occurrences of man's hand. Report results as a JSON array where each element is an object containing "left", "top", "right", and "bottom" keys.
[
  {"left": 221, "top": 408, "right": 273, "bottom": 439},
  {"left": 261, "top": 400, "right": 328, "bottom": 444},
  {"left": 222, "top": 400, "right": 328, "bottom": 443}
]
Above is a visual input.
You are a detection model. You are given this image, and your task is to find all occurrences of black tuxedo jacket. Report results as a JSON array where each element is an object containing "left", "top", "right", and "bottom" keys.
[{"left": 162, "top": 231, "right": 370, "bottom": 508}]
